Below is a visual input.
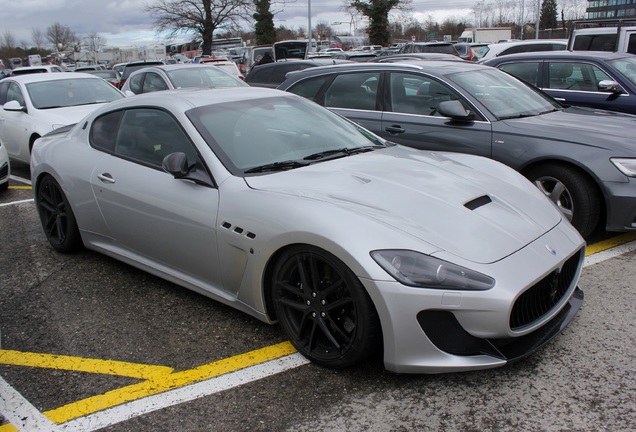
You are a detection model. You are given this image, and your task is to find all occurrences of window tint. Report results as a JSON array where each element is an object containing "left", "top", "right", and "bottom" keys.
[
  {"left": 7, "top": 82, "right": 25, "bottom": 106},
  {"left": 498, "top": 62, "right": 540, "bottom": 86},
  {"left": 142, "top": 72, "right": 169, "bottom": 93},
  {"left": 324, "top": 72, "right": 379, "bottom": 110},
  {"left": 128, "top": 73, "right": 143, "bottom": 94},
  {"left": 390, "top": 72, "right": 464, "bottom": 116},
  {"left": 111, "top": 108, "right": 197, "bottom": 168},
  {"left": 547, "top": 62, "right": 612, "bottom": 91},
  {"left": 90, "top": 110, "right": 123, "bottom": 152},
  {"left": 248, "top": 67, "right": 273, "bottom": 84},
  {"left": 628, "top": 34, "right": 636, "bottom": 55},
  {"left": 287, "top": 76, "right": 331, "bottom": 102},
  {"left": 573, "top": 34, "right": 616, "bottom": 51},
  {"left": 0, "top": 81, "right": 8, "bottom": 104}
]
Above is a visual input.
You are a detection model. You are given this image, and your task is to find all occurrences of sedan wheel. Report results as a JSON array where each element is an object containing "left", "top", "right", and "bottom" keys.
[
  {"left": 526, "top": 164, "right": 600, "bottom": 238},
  {"left": 272, "top": 246, "right": 381, "bottom": 369},
  {"left": 36, "top": 175, "right": 82, "bottom": 253}
]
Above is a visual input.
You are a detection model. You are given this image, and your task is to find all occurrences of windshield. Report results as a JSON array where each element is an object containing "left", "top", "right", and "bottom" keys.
[
  {"left": 166, "top": 66, "right": 246, "bottom": 88},
  {"left": 608, "top": 57, "right": 636, "bottom": 88},
  {"left": 448, "top": 68, "right": 561, "bottom": 119},
  {"left": 187, "top": 95, "right": 386, "bottom": 174},
  {"left": 26, "top": 77, "right": 124, "bottom": 109}
]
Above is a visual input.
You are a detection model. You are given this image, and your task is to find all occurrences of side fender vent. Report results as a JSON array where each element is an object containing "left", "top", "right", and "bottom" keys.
[{"left": 221, "top": 221, "right": 256, "bottom": 240}]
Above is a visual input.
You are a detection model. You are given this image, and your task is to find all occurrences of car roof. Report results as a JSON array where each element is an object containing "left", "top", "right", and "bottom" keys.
[
  {"left": 4, "top": 72, "right": 100, "bottom": 84},
  {"left": 483, "top": 50, "right": 633, "bottom": 63}
]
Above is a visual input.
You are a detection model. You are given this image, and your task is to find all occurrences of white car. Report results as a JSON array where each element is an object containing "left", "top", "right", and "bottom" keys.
[
  {"left": 10, "top": 65, "right": 66, "bottom": 75},
  {"left": 31, "top": 87, "right": 585, "bottom": 374},
  {"left": 476, "top": 39, "right": 567, "bottom": 62},
  {"left": 0, "top": 142, "right": 9, "bottom": 191},
  {"left": 0, "top": 73, "right": 124, "bottom": 163},
  {"left": 197, "top": 59, "right": 243, "bottom": 80}
]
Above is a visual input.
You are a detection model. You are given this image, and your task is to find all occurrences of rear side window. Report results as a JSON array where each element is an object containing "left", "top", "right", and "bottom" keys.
[
  {"left": 498, "top": 62, "right": 541, "bottom": 87},
  {"left": 287, "top": 76, "right": 331, "bottom": 102},
  {"left": 247, "top": 67, "right": 273, "bottom": 84},
  {"left": 573, "top": 34, "right": 616, "bottom": 51},
  {"left": 90, "top": 110, "right": 123, "bottom": 152},
  {"left": 324, "top": 72, "right": 379, "bottom": 110},
  {"left": 628, "top": 34, "right": 636, "bottom": 55}
]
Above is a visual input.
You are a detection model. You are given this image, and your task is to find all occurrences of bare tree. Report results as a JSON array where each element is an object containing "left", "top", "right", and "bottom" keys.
[
  {"left": 146, "top": 0, "right": 252, "bottom": 55},
  {"left": 32, "top": 29, "right": 46, "bottom": 50},
  {"left": 2, "top": 31, "right": 17, "bottom": 50},
  {"left": 46, "top": 23, "right": 78, "bottom": 52},
  {"left": 83, "top": 32, "right": 107, "bottom": 64}
]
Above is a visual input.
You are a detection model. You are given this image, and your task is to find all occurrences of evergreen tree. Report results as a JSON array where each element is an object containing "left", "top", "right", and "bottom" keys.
[
  {"left": 253, "top": 0, "right": 276, "bottom": 45},
  {"left": 350, "top": 0, "right": 410, "bottom": 47},
  {"left": 540, "top": 0, "right": 558, "bottom": 30}
]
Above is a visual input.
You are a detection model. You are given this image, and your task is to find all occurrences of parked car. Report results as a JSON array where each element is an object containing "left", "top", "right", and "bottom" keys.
[
  {"left": 483, "top": 51, "right": 636, "bottom": 115},
  {"left": 10, "top": 65, "right": 65, "bottom": 75},
  {"left": 112, "top": 62, "right": 127, "bottom": 74},
  {"left": 0, "top": 141, "right": 9, "bottom": 191},
  {"left": 568, "top": 18, "right": 636, "bottom": 54},
  {"left": 453, "top": 43, "right": 490, "bottom": 61},
  {"left": 278, "top": 61, "right": 636, "bottom": 237},
  {"left": 74, "top": 65, "right": 106, "bottom": 72},
  {"left": 233, "top": 45, "right": 273, "bottom": 75},
  {"left": 398, "top": 42, "right": 459, "bottom": 56},
  {"left": 81, "top": 69, "right": 121, "bottom": 87},
  {"left": 330, "top": 52, "right": 378, "bottom": 62},
  {"left": 244, "top": 59, "right": 352, "bottom": 88},
  {"left": 0, "top": 73, "right": 124, "bottom": 163},
  {"left": 30, "top": 87, "right": 585, "bottom": 374},
  {"left": 118, "top": 60, "right": 165, "bottom": 89},
  {"left": 196, "top": 59, "right": 243, "bottom": 80},
  {"left": 121, "top": 64, "right": 247, "bottom": 95},
  {"left": 371, "top": 53, "right": 464, "bottom": 63},
  {"left": 476, "top": 39, "right": 567, "bottom": 63}
]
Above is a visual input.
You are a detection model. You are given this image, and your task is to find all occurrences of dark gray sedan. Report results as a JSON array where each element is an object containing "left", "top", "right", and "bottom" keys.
[
  {"left": 278, "top": 61, "right": 636, "bottom": 237},
  {"left": 483, "top": 51, "right": 636, "bottom": 115}
]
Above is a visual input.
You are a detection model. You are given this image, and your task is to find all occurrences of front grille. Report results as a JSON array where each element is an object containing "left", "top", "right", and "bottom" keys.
[
  {"left": 510, "top": 248, "right": 583, "bottom": 330},
  {"left": 0, "top": 162, "right": 8, "bottom": 181}
]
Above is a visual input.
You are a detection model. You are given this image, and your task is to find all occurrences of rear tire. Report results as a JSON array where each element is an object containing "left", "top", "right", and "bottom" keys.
[
  {"left": 35, "top": 175, "right": 83, "bottom": 253},
  {"left": 526, "top": 164, "right": 600, "bottom": 238}
]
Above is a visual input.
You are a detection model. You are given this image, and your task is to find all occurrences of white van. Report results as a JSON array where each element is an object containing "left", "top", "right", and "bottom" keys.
[{"left": 568, "top": 19, "right": 636, "bottom": 55}]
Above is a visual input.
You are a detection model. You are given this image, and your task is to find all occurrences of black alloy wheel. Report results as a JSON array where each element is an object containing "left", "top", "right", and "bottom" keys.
[
  {"left": 272, "top": 245, "right": 381, "bottom": 369},
  {"left": 36, "top": 175, "right": 82, "bottom": 253}
]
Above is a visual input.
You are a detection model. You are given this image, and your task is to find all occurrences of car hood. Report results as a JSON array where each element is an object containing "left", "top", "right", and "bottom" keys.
[
  {"left": 244, "top": 146, "right": 561, "bottom": 264},
  {"left": 501, "top": 107, "right": 636, "bottom": 152},
  {"left": 36, "top": 103, "right": 109, "bottom": 126}
]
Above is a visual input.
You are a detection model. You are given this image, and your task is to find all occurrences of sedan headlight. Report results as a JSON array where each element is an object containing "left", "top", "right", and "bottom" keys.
[
  {"left": 611, "top": 158, "right": 636, "bottom": 177},
  {"left": 370, "top": 250, "right": 494, "bottom": 291}
]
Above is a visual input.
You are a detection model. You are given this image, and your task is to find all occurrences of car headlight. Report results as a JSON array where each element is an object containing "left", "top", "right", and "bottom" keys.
[
  {"left": 611, "top": 158, "right": 636, "bottom": 177},
  {"left": 370, "top": 250, "right": 494, "bottom": 291},
  {"left": 52, "top": 124, "right": 67, "bottom": 130}
]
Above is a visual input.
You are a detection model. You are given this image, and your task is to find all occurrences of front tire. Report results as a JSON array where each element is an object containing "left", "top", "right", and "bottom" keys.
[
  {"left": 272, "top": 245, "right": 381, "bottom": 369},
  {"left": 35, "top": 175, "right": 83, "bottom": 253},
  {"left": 526, "top": 163, "right": 600, "bottom": 238}
]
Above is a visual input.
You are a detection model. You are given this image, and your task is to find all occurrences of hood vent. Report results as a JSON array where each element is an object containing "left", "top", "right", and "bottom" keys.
[{"left": 464, "top": 195, "right": 492, "bottom": 211}]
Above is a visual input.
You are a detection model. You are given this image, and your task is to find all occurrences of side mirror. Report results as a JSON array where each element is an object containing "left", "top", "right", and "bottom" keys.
[
  {"left": 162, "top": 152, "right": 190, "bottom": 178},
  {"left": 598, "top": 80, "right": 625, "bottom": 94},
  {"left": 3, "top": 100, "right": 26, "bottom": 112},
  {"left": 437, "top": 100, "right": 473, "bottom": 120}
]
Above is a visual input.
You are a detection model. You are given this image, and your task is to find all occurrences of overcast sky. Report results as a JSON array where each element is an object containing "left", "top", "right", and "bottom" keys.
[{"left": 1, "top": 1, "right": 474, "bottom": 49}]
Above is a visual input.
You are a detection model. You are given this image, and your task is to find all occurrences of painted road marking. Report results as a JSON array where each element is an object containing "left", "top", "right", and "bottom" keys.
[
  {"left": 0, "top": 231, "right": 635, "bottom": 430},
  {"left": 8, "top": 175, "right": 31, "bottom": 186},
  {"left": 0, "top": 199, "right": 34, "bottom": 208}
]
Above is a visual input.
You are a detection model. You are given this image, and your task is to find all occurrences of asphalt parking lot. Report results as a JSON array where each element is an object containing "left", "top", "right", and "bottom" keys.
[{"left": 1, "top": 161, "right": 636, "bottom": 432}]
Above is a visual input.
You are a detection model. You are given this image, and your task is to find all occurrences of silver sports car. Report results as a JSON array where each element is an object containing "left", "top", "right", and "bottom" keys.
[{"left": 31, "top": 87, "right": 585, "bottom": 374}]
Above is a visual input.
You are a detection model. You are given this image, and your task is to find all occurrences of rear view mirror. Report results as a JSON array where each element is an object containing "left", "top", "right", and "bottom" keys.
[
  {"left": 437, "top": 100, "right": 473, "bottom": 120},
  {"left": 598, "top": 80, "right": 625, "bottom": 94}
]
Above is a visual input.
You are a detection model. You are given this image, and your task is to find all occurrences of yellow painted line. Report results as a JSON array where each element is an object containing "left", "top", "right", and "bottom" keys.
[
  {"left": 585, "top": 231, "right": 636, "bottom": 256},
  {"left": 0, "top": 424, "right": 18, "bottom": 432},
  {"left": 34, "top": 341, "right": 296, "bottom": 424},
  {"left": 7, "top": 186, "right": 31, "bottom": 190},
  {"left": 0, "top": 350, "right": 173, "bottom": 381}
]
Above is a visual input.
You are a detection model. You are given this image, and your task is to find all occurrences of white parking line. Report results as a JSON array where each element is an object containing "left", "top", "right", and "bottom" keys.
[
  {"left": 0, "top": 199, "right": 34, "bottom": 208},
  {"left": 58, "top": 353, "right": 310, "bottom": 432},
  {"left": 0, "top": 375, "right": 62, "bottom": 432},
  {"left": 9, "top": 175, "right": 31, "bottom": 186}
]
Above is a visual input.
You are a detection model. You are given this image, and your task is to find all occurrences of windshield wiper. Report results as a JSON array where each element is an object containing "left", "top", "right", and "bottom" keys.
[
  {"left": 498, "top": 113, "right": 537, "bottom": 120},
  {"left": 303, "top": 146, "right": 379, "bottom": 161},
  {"left": 244, "top": 160, "right": 309, "bottom": 174}
]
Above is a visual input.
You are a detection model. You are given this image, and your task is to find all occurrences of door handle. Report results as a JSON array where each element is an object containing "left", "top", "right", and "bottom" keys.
[
  {"left": 385, "top": 125, "right": 405, "bottom": 134},
  {"left": 97, "top": 173, "right": 116, "bottom": 184}
]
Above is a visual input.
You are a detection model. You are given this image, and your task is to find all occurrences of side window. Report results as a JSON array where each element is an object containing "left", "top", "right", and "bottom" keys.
[
  {"left": 249, "top": 67, "right": 273, "bottom": 84},
  {"left": 498, "top": 62, "right": 540, "bottom": 87},
  {"left": 287, "top": 76, "right": 330, "bottom": 102},
  {"left": 113, "top": 109, "right": 197, "bottom": 168},
  {"left": 0, "top": 81, "right": 8, "bottom": 105},
  {"left": 628, "top": 34, "right": 636, "bottom": 55},
  {"left": 389, "top": 73, "right": 464, "bottom": 117},
  {"left": 128, "top": 73, "right": 144, "bottom": 94},
  {"left": 324, "top": 72, "right": 379, "bottom": 110},
  {"left": 90, "top": 110, "right": 123, "bottom": 152},
  {"left": 6, "top": 82, "right": 25, "bottom": 106},
  {"left": 547, "top": 62, "right": 612, "bottom": 91},
  {"left": 142, "top": 72, "right": 169, "bottom": 93}
]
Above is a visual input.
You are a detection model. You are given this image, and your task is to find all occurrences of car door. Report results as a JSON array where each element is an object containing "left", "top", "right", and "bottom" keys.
[
  {"left": 542, "top": 61, "right": 634, "bottom": 113},
  {"left": 88, "top": 107, "right": 225, "bottom": 293},
  {"left": 0, "top": 80, "right": 32, "bottom": 161},
  {"left": 380, "top": 72, "right": 493, "bottom": 157}
]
